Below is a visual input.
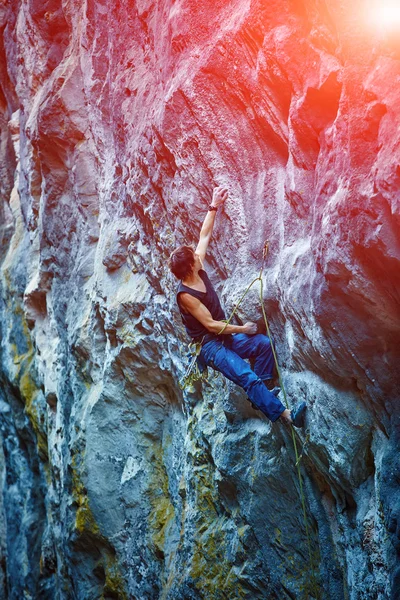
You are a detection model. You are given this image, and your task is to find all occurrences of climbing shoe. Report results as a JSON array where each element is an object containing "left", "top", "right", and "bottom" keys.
[{"left": 290, "top": 402, "right": 307, "bottom": 428}]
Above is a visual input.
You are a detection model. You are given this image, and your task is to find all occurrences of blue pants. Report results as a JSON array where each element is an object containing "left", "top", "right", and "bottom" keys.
[{"left": 200, "top": 333, "right": 286, "bottom": 422}]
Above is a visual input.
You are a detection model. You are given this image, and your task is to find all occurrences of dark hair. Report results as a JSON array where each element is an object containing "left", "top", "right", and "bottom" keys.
[{"left": 169, "top": 245, "right": 195, "bottom": 279}]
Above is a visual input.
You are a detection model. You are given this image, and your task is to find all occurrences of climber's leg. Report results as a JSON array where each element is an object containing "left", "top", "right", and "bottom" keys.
[
  {"left": 224, "top": 333, "right": 276, "bottom": 382},
  {"left": 200, "top": 339, "right": 286, "bottom": 422}
]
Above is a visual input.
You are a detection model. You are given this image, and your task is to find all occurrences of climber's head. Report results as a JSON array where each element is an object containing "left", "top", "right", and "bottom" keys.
[{"left": 169, "top": 245, "right": 198, "bottom": 279}]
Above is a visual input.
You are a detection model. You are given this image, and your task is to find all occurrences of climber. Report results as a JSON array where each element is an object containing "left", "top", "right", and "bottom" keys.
[{"left": 169, "top": 186, "right": 307, "bottom": 427}]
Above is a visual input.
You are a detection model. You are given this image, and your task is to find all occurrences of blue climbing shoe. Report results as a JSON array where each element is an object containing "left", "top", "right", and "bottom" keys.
[{"left": 290, "top": 402, "right": 307, "bottom": 428}]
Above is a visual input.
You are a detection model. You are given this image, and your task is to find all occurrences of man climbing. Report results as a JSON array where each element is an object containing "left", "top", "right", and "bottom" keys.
[{"left": 169, "top": 186, "right": 307, "bottom": 427}]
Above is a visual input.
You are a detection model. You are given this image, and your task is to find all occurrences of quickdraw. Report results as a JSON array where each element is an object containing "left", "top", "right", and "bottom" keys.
[{"left": 178, "top": 340, "right": 204, "bottom": 392}]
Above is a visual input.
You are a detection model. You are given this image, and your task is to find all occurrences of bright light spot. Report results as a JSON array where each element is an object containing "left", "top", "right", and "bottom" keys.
[{"left": 367, "top": 0, "right": 400, "bottom": 33}]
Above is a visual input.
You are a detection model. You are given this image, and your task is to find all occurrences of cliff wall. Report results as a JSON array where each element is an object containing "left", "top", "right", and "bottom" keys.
[{"left": 0, "top": 1, "right": 399, "bottom": 598}]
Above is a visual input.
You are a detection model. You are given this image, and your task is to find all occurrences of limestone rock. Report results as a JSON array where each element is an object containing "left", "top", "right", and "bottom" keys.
[{"left": 0, "top": 1, "right": 399, "bottom": 599}]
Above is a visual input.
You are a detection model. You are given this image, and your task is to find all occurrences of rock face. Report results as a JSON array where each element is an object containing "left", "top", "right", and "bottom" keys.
[{"left": 0, "top": 1, "right": 399, "bottom": 598}]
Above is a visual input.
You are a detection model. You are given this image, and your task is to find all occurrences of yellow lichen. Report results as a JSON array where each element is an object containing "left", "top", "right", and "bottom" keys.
[
  {"left": 185, "top": 428, "right": 247, "bottom": 599},
  {"left": 3, "top": 285, "right": 49, "bottom": 459},
  {"left": 75, "top": 498, "right": 100, "bottom": 535},
  {"left": 18, "top": 354, "right": 48, "bottom": 461},
  {"left": 147, "top": 443, "right": 175, "bottom": 557},
  {"left": 101, "top": 557, "right": 129, "bottom": 600},
  {"left": 70, "top": 453, "right": 100, "bottom": 536},
  {"left": 70, "top": 452, "right": 128, "bottom": 598},
  {"left": 150, "top": 495, "right": 175, "bottom": 555}
]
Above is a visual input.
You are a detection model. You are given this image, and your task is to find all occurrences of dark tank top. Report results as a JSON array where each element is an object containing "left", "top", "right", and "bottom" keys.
[{"left": 177, "top": 270, "right": 227, "bottom": 344}]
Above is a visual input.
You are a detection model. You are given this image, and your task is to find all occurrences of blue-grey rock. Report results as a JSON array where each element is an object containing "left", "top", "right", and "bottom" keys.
[{"left": 0, "top": 0, "right": 399, "bottom": 599}]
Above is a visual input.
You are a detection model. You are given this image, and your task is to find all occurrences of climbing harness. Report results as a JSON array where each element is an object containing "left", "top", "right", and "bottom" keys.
[{"left": 179, "top": 241, "right": 320, "bottom": 597}]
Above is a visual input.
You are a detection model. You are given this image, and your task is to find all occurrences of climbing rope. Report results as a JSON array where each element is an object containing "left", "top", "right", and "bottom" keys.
[
  {"left": 218, "top": 241, "right": 319, "bottom": 598},
  {"left": 178, "top": 243, "right": 319, "bottom": 596}
]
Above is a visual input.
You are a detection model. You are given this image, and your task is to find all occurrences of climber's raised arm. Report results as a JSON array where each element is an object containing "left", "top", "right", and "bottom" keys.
[
  {"left": 195, "top": 186, "right": 228, "bottom": 261},
  {"left": 169, "top": 182, "right": 307, "bottom": 429}
]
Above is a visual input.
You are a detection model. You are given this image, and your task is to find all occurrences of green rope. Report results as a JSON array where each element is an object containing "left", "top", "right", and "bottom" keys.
[
  {"left": 216, "top": 276, "right": 261, "bottom": 335},
  {"left": 260, "top": 274, "right": 319, "bottom": 598},
  {"left": 216, "top": 242, "right": 319, "bottom": 597}
]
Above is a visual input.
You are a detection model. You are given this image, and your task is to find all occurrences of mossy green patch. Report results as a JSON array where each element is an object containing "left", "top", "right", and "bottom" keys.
[
  {"left": 4, "top": 287, "right": 49, "bottom": 460},
  {"left": 102, "top": 556, "right": 129, "bottom": 600},
  {"left": 75, "top": 499, "right": 100, "bottom": 535},
  {"left": 71, "top": 451, "right": 100, "bottom": 536},
  {"left": 19, "top": 361, "right": 48, "bottom": 459},
  {"left": 189, "top": 468, "right": 246, "bottom": 599},
  {"left": 147, "top": 443, "right": 175, "bottom": 558},
  {"left": 183, "top": 425, "right": 248, "bottom": 599},
  {"left": 70, "top": 450, "right": 128, "bottom": 599}
]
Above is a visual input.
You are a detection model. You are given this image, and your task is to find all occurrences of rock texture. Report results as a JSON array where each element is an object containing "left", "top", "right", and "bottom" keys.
[{"left": 1, "top": 1, "right": 400, "bottom": 598}]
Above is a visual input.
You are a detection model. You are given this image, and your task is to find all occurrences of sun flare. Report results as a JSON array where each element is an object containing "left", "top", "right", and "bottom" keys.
[{"left": 368, "top": 0, "right": 400, "bottom": 32}]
